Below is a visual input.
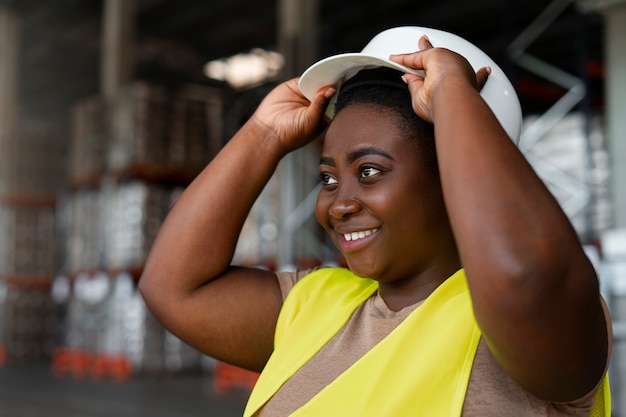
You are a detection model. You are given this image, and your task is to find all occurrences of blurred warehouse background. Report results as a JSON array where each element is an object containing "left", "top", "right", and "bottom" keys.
[{"left": 0, "top": 0, "right": 625, "bottom": 415}]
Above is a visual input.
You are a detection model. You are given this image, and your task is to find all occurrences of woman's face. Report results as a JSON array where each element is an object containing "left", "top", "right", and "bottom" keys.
[{"left": 316, "top": 102, "right": 455, "bottom": 286}]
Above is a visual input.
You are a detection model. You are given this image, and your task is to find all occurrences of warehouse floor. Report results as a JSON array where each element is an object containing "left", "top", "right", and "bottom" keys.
[{"left": 0, "top": 363, "right": 248, "bottom": 417}]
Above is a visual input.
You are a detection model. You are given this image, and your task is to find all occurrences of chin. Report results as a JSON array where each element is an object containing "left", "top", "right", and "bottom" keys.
[{"left": 346, "top": 259, "right": 382, "bottom": 280}]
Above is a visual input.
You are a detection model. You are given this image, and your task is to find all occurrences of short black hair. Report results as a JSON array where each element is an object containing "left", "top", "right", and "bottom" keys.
[{"left": 334, "top": 67, "right": 438, "bottom": 176}]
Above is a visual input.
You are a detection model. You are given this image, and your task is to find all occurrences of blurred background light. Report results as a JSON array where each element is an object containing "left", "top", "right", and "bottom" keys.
[{"left": 204, "top": 48, "right": 284, "bottom": 89}]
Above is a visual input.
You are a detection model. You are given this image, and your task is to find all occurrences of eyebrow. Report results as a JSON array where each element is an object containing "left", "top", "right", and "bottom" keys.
[{"left": 319, "top": 146, "right": 395, "bottom": 167}]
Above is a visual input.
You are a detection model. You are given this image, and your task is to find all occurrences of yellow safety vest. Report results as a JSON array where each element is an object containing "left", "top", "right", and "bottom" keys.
[{"left": 244, "top": 268, "right": 610, "bottom": 417}]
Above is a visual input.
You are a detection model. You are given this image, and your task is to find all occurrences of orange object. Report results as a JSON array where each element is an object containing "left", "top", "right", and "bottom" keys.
[
  {"left": 91, "top": 353, "right": 133, "bottom": 382},
  {"left": 53, "top": 347, "right": 133, "bottom": 381},
  {"left": 0, "top": 345, "right": 6, "bottom": 367},
  {"left": 213, "top": 361, "right": 259, "bottom": 396}
]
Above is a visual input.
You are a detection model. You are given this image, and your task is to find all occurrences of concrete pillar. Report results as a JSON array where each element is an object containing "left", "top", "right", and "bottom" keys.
[
  {"left": 276, "top": 0, "right": 321, "bottom": 268},
  {"left": 579, "top": 3, "right": 626, "bottom": 414},
  {"left": 578, "top": 0, "right": 626, "bottom": 228},
  {"left": 0, "top": 7, "right": 20, "bottom": 141},
  {"left": 101, "top": 0, "right": 135, "bottom": 101},
  {"left": 603, "top": 4, "right": 626, "bottom": 228},
  {"left": 600, "top": 4, "right": 626, "bottom": 414},
  {"left": 278, "top": 0, "right": 319, "bottom": 78}
]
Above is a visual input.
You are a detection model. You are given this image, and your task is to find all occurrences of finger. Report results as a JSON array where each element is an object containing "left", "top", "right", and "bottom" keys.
[
  {"left": 402, "top": 72, "right": 424, "bottom": 84},
  {"left": 389, "top": 34, "right": 431, "bottom": 68},
  {"left": 323, "top": 86, "right": 337, "bottom": 100},
  {"left": 314, "top": 85, "right": 336, "bottom": 106},
  {"left": 389, "top": 50, "right": 427, "bottom": 72},
  {"left": 476, "top": 66, "right": 491, "bottom": 91},
  {"left": 417, "top": 34, "right": 433, "bottom": 51},
  {"left": 309, "top": 85, "right": 336, "bottom": 119}
]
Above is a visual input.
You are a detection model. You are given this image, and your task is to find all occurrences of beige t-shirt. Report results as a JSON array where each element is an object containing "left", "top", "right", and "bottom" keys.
[{"left": 255, "top": 269, "right": 609, "bottom": 417}]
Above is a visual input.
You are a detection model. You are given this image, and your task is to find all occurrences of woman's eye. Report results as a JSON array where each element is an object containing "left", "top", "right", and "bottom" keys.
[
  {"left": 361, "top": 167, "right": 381, "bottom": 178},
  {"left": 321, "top": 173, "right": 338, "bottom": 185}
]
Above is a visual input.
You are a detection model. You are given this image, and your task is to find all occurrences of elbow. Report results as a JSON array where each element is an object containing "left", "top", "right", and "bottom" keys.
[
  {"left": 137, "top": 269, "right": 178, "bottom": 330},
  {"left": 137, "top": 274, "right": 154, "bottom": 315},
  {"left": 137, "top": 269, "right": 151, "bottom": 296},
  {"left": 137, "top": 274, "right": 149, "bottom": 302},
  {"left": 137, "top": 268, "right": 163, "bottom": 313}
]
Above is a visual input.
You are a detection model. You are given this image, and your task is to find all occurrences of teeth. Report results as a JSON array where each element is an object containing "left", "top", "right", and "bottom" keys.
[{"left": 344, "top": 229, "right": 378, "bottom": 242}]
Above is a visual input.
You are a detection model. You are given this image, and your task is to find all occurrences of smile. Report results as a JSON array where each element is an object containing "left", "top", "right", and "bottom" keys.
[{"left": 343, "top": 228, "right": 379, "bottom": 242}]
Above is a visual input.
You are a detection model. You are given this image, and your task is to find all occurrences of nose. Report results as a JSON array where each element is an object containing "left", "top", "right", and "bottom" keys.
[{"left": 328, "top": 185, "right": 362, "bottom": 219}]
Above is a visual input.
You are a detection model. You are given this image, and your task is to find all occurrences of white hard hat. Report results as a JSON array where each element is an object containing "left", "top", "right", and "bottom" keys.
[{"left": 298, "top": 26, "right": 523, "bottom": 143}]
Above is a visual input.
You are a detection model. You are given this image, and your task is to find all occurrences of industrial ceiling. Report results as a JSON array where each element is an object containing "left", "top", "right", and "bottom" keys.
[{"left": 0, "top": 0, "right": 606, "bottom": 129}]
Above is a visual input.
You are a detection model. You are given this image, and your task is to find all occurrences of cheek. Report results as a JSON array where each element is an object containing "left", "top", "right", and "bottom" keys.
[
  {"left": 315, "top": 194, "right": 330, "bottom": 229},
  {"left": 377, "top": 178, "right": 439, "bottom": 225},
  {"left": 366, "top": 183, "right": 404, "bottom": 210}
]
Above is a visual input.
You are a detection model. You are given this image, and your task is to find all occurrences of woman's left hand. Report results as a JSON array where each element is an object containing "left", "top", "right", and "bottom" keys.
[{"left": 390, "top": 35, "right": 490, "bottom": 123}]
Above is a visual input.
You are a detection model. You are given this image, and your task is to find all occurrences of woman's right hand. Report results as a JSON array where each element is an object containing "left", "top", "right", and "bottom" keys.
[
  {"left": 248, "top": 78, "right": 336, "bottom": 155},
  {"left": 139, "top": 77, "right": 335, "bottom": 372}
]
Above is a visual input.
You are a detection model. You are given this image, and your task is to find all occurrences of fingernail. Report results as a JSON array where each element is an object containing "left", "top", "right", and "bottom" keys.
[
  {"left": 401, "top": 75, "right": 408, "bottom": 84},
  {"left": 324, "top": 88, "right": 337, "bottom": 99}
]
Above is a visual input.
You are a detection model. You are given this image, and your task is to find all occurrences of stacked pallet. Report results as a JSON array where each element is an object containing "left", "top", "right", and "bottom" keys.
[
  {"left": 107, "top": 82, "right": 222, "bottom": 182},
  {"left": 0, "top": 123, "right": 66, "bottom": 364},
  {"left": 51, "top": 82, "right": 224, "bottom": 379},
  {"left": 108, "top": 82, "right": 170, "bottom": 174},
  {"left": 69, "top": 96, "right": 106, "bottom": 188}
]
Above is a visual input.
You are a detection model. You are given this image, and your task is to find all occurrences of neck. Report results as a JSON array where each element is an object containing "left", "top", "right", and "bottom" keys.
[{"left": 378, "top": 262, "right": 461, "bottom": 311}]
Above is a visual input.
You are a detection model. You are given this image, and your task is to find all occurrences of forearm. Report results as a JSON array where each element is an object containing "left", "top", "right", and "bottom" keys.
[{"left": 140, "top": 119, "right": 285, "bottom": 295}]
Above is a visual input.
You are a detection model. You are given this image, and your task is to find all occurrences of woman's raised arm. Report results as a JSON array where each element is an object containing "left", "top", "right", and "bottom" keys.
[
  {"left": 139, "top": 80, "right": 335, "bottom": 372},
  {"left": 392, "top": 38, "right": 609, "bottom": 402}
]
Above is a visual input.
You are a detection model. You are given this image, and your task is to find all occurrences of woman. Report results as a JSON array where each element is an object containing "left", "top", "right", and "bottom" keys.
[{"left": 139, "top": 28, "right": 611, "bottom": 416}]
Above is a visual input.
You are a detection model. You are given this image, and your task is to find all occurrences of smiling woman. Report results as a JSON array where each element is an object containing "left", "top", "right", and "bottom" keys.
[{"left": 139, "top": 26, "right": 611, "bottom": 416}]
